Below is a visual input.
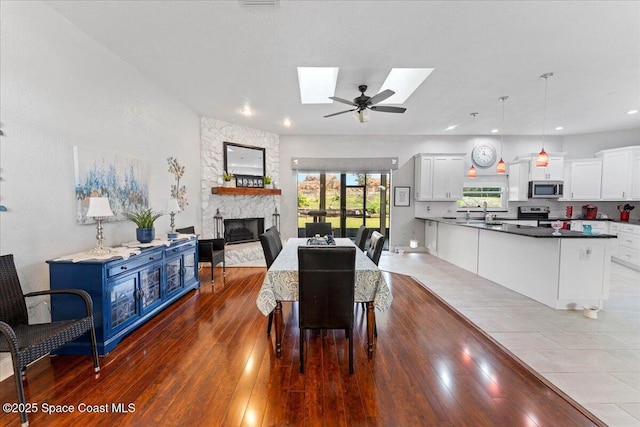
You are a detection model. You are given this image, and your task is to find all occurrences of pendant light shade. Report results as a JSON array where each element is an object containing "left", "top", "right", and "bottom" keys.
[
  {"left": 468, "top": 112, "right": 478, "bottom": 178},
  {"left": 497, "top": 96, "right": 509, "bottom": 174},
  {"left": 536, "top": 72, "right": 553, "bottom": 168}
]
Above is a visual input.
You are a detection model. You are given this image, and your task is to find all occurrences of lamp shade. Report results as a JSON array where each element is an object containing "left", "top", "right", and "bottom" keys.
[
  {"left": 467, "top": 165, "right": 477, "bottom": 178},
  {"left": 536, "top": 149, "right": 549, "bottom": 167},
  {"left": 496, "top": 159, "right": 507, "bottom": 174},
  {"left": 86, "top": 197, "right": 114, "bottom": 218},
  {"left": 166, "top": 198, "right": 181, "bottom": 214}
]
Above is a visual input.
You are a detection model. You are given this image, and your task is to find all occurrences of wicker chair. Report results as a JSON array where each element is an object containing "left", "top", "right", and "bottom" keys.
[
  {"left": 176, "top": 226, "right": 225, "bottom": 282},
  {"left": 0, "top": 254, "right": 100, "bottom": 427}
]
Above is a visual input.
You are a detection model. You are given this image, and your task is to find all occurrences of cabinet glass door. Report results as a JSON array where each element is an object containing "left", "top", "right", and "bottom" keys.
[
  {"left": 166, "top": 258, "right": 182, "bottom": 295},
  {"left": 140, "top": 266, "right": 161, "bottom": 312},
  {"left": 110, "top": 276, "right": 137, "bottom": 329},
  {"left": 183, "top": 253, "right": 196, "bottom": 284}
]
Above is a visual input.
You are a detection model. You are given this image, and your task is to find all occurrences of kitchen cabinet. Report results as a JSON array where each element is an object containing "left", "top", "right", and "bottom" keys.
[
  {"left": 507, "top": 160, "right": 529, "bottom": 201},
  {"left": 570, "top": 220, "right": 610, "bottom": 235},
  {"left": 528, "top": 154, "right": 565, "bottom": 181},
  {"left": 414, "top": 153, "right": 465, "bottom": 201},
  {"left": 565, "top": 159, "right": 602, "bottom": 200},
  {"left": 48, "top": 237, "right": 199, "bottom": 355},
  {"left": 596, "top": 146, "right": 640, "bottom": 200},
  {"left": 631, "top": 152, "right": 640, "bottom": 199},
  {"left": 609, "top": 223, "right": 621, "bottom": 258},
  {"left": 612, "top": 222, "right": 640, "bottom": 270}
]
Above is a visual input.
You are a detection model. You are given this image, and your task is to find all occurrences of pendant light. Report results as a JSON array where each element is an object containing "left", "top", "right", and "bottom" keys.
[
  {"left": 496, "top": 96, "right": 508, "bottom": 174},
  {"left": 468, "top": 112, "right": 478, "bottom": 178},
  {"left": 536, "top": 72, "right": 554, "bottom": 168}
]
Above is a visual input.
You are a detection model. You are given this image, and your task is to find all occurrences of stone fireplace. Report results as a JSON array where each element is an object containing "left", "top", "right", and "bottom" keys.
[{"left": 224, "top": 217, "right": 265, "bottom": 245}]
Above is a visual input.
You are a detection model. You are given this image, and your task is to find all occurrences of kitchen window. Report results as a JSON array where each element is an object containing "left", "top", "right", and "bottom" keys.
[{"left": 457, "top": 176, "right": 507, "bottom": 212}]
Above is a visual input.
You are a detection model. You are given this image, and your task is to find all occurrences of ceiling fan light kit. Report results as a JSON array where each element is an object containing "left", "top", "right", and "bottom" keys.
[{"left": 325, "top": 84, "right": 406, "bottom": 122}]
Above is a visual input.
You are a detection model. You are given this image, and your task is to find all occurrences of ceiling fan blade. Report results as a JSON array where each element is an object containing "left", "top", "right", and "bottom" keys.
[
  {"left": 370, "top": 105, "right": 406, "bottom": 114},
  {"left": 367, "top": 89, "right": 395, "bottom": 105},
  {"left": 323, "top": 108, "right": 357, "bottom": 118},
  {"left": 329, "top": 96, "right": 358, "bottom": 106}
]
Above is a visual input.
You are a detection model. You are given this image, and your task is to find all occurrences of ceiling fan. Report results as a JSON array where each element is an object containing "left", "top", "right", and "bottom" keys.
[{"left": 324, "top": 84, "right": 407, "bottom": 123}]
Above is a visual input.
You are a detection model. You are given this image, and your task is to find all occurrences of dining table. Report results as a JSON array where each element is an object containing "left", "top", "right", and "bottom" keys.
[{"left": 256, "top": 237, "right": 393, "bottom": 359}]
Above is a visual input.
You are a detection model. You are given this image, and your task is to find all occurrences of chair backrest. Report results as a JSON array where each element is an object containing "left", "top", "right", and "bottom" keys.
[
  {"left": 305, "top": 222, "right": 332, "bottom": 237},
  {"left": 354, "top": 225, "right": 369, "bottom": 251},
  {"left": 259, "top": 231, "right": 281, "bottom": 268},
  {"left": 0, "top": 254, "right": 28, "bottom": 327},
  {"left": 176, "top": 226, "right": 196, "bottom": 234},
  {"left": 265, "top": 226, "right": 283, "bottom": 253},
  {"left": 366, "top": 231, "right": 385, "bottom": 266},
  {"left": 298, "top": 246, "right": 356, "bottom": 330}
]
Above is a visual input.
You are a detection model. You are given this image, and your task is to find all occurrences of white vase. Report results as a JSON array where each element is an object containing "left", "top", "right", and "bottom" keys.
[
  {"left": 264, "top": 183, "right": 273, "bottom": 189},
  {"left": 223, "top": 180, "right": 234, "bottom": 188}
]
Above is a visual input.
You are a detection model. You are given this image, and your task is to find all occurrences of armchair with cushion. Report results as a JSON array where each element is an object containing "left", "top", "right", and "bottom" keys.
[
  {"left": 176, "top": 226, "right": 225, "bottom": 282},
  {"left": 0, "top": 254, "right": 100, "bottom": 427}
]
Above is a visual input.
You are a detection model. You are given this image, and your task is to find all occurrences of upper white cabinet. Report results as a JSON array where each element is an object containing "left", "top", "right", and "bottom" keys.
[
  {"left": 565, "top": 159, "right": 602, "bottom": 200},
  {"left": 414, "top": 154, "right": 465, "bottom": 201},
  {"left": 507, "top": 160, "right": 529, "bottom": 201},
  {"left": 596, "top": 146, "right": 640, "bottom": 200},
  {"left": 527, "top": 154, "right": 565, "bottom": 181}
]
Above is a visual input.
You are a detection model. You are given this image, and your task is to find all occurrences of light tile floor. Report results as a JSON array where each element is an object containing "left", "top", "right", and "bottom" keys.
[{"left": 379, "top": 252, "right": 640, "bottom": 427}]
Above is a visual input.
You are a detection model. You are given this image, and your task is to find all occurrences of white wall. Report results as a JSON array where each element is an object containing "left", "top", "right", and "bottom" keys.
[
  {"left": 279, "top": 134, "right": 563, "bottom": 248},
  {"left": 0, "top": 3, "right": 201, "bottom": 314},
  {"left": 563, "top": 128, "right": 640, "bottom": 159}
]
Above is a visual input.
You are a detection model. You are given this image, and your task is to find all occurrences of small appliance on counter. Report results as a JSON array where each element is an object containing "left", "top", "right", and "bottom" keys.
[{"left": 582, "top": 204, "right": 598, "bottom": 220}]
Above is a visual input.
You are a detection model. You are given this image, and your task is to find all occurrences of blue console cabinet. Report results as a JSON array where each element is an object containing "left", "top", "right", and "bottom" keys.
[{"left": 47, "top": 237, "right": 200, "bottom": 355}]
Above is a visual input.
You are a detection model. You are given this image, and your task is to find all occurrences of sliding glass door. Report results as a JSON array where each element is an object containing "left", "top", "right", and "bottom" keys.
[{"left": 297, "top": 172, "right": 390, "bottom": 243}]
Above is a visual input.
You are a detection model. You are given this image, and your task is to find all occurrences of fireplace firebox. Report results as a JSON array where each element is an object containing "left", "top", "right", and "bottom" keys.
[{"left": 223, "top": 218, "right": 265, "bottom": 245}]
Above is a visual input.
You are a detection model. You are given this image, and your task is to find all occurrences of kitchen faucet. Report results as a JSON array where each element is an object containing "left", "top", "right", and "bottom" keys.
[{"left": 482, "top": 201, "right": 488, "bottom": 214}]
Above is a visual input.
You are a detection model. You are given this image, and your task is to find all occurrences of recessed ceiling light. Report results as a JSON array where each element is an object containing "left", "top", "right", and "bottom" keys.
[
  {"left": 241, "top": 104, "right": 253, "bottom": 116},
  {"left": 491, "top": 129, "right": 499, "bottom": 133},
  {"left": 555, "top": 126, "right": 564, "bottom": 131},
  {"left": 297, "top": 67, "right": 339, "bottom": 104},
  {"left": 444, "top": 125, "right": 458, "bottom": 131},
  {"left": 283, "top": 117, "right": 292, "bottom": 127},
  {"left": 627, "top": 109, "right": 639, "bottom": 115},
  {"left": 379, "top": 68, "right": 434, "bottom": 104}
]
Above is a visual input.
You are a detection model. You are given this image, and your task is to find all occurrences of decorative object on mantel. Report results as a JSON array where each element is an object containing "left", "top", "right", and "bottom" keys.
[
  {"left": 86, "top": 197, "right": 114, "bottom": 254},
  {"left": 235, "top": 174, "right": 264, "bottom": 188},
  {"left": 223, "top": 171, "right": 235, "bottom": 187},
  {"left": 496, "top": 96, "right": 509, "bottom": 174},
  {"left": 536, "top": 72, "right": 554, "bottom": 168},
  {"left": 273, "top": 207, "right": 280, "bottom": 231},
  {"left": 264, "top": 175, "right": 273, "bottom": 189},
  {"left": 123, "top": 208, "right": 163, "bottom": 243},
  {"left": 166, "top": 197, "right": 181, "bottom": 238},
  {"left": 167, "top": 157, "right": 188, "bottom": 209},
  {"left": 468, "top": 112, "right": 478, "bottom": 178},
  {"left": 214, "top": 208, "right": 224, "bottom": 239}
]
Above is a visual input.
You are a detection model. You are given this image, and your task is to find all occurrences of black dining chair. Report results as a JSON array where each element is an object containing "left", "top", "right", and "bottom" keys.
[
  {"left": 265, "top": 225, "right": 283, "bottom": 253},
  {"left": 176, "top": 226, "right": 225, "bottom": 282},
  {"left": 304, "top": 222, "right": 332, "bottom": 237},
  {"left": 298, "top": 246, "right": 356, "bottom": 374},
  {"left": 362, "top": 231, "right": 385, "bottom": 336},
  {"left": 0, "top": 254, "right": 100, "bottom": 427},
  {"left": 259, "top": 230, "right": 283, "bottom": 335},
  {"left": 354, "top": 225, "right": 369, "bottom": 251}
]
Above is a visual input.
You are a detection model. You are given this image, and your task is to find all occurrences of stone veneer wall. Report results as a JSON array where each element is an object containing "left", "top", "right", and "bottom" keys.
[{"left": 200, "top": 117, "right": 280, "bottom": 265}]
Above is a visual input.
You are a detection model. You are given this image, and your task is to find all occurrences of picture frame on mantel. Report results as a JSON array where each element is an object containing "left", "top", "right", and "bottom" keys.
[
  {"left": 235, "top": 174, "right": 264, "bottom": 188},
  {"left": 394, "top": 186, "right": 410, "bottom": 207}
]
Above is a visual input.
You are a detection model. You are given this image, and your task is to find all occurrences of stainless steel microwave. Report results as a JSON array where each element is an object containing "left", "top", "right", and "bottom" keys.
[{"left": 528, "top": 181, "right": 563, "bottom": 198}]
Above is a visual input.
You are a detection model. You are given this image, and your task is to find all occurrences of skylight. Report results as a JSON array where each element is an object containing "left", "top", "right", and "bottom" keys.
[
  {"left": 378, "top": 68, "right": 434, "bottom": 104},
  {"left": 297, "top": 67, "right": 339, "bottom": 104}
]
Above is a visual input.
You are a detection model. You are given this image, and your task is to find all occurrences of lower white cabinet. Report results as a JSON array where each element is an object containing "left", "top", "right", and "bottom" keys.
[{"left": 612, "top": 222, "right": 640, "bottom": 270}]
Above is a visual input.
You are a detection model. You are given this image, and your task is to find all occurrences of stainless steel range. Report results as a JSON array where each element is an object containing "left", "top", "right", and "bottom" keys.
[{"left": 518, "top": 206, "right": 551, "bottom": 227}]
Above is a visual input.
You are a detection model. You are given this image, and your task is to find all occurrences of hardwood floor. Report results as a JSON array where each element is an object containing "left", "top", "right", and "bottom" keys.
[{"left": 0, "top": 267, "right": 604, "bottom": 426}]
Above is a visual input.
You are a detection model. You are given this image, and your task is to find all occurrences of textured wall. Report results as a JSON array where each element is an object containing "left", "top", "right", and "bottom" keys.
[{"left": 200, "top": 117, "right": 280, "bottom": 264}]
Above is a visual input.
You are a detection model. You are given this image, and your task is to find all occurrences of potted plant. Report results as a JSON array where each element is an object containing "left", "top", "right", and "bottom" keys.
[
  {"left": 124, "top": 208, "right": 163, "bottom": 243},
  {"left": 223, "top": 171, "right": 234, "bottom": 187},
  {"left": 264, "top": 175, "right": 273, "bottom": 189}
]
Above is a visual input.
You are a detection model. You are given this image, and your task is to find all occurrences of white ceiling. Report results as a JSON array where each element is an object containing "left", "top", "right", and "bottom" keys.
[{"left": 45, "top": 0, "right": 640, "bottom": 137}]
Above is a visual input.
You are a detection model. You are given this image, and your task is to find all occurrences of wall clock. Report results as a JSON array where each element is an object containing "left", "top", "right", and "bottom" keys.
[{"left": 472, "top": 143, "right": 497, "bottom": 168}]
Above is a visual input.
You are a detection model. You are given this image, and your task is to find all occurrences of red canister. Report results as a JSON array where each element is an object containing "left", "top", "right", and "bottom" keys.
[{"left": 566, "top": 205, "right": 573, "bottom": 219}]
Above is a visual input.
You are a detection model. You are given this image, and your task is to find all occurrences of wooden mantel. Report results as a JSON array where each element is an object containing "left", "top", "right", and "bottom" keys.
[{"left": 211, "top": 187, "right": 282, "bottom": 196}]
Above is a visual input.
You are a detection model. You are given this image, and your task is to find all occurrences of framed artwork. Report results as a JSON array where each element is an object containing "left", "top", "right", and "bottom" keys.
[
  {"left": 73, "top": 146, "right": 150, "bottom": 224},
  {"left": 235, "top": 174, "right": 264, "bottom": 188},
  {"left": 394, "top": 186, "right": 410, "bottom": 207}
]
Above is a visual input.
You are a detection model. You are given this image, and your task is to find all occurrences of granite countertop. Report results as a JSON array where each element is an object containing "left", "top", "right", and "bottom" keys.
[{"left": 417, "top": 217, "right": 617, "bottom": 238}]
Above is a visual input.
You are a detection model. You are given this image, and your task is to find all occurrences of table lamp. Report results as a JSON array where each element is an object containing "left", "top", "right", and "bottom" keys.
[
  {"left": 166, "top": 198, "right": 181, "bottom": 239},
  {"left": 86, "top": 197, "right": 114, "bottom": 254}
]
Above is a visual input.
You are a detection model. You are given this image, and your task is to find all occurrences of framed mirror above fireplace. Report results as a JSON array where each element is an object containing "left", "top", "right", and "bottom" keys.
[{"left": 224, "top": 142, "right": 266, "bottom": 177}]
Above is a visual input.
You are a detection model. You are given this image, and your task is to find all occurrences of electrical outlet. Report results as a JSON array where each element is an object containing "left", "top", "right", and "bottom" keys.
[
  {"left": 579, "top": 247, "right": 592, "bottom": 260},
  {"left": 426, "top": 206, "right": 431, "bottom": 211}
]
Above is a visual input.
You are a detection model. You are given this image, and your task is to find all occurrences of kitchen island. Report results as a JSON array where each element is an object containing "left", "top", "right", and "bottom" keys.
[{"left": 419, "top": 218, "right": 616, "bottom": 309}]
